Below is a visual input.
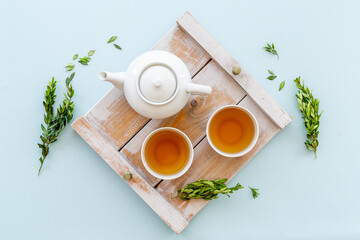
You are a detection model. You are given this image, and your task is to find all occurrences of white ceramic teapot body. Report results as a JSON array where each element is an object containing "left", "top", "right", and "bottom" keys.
[{"left": 99, "top": 50, "right": 212, "bottom": 119}]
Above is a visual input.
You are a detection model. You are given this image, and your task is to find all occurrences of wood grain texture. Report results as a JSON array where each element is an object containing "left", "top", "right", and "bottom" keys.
[
  {"left": 152, "top": 25, "right": 211, "bottom": 74},
  {"left": 156, "top": 96, "right": 280, "bottom": 221},
  {"left": 121, "top": 60, "right": 247, "bottom": 186},
  {"left": 71, "top": 116, "right": 189, "bottom": 234},
  {"left": 85, "top": 25, "right": 211, "bottom": 150},
  {"left": 177, "top": 12, "right": 292, "bottom": 129},
  {"left": 85, "top": 88, "right": 148, "bottom": 150}
]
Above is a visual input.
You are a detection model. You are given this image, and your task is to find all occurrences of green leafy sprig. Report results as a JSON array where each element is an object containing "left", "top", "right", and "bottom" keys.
[
  {"left": 264, "top": 43, "right": 279, "bottom": 59},
  {"left": 294, "top": 77, "right": 323, "bottom": 158},
  {"left": 267, "top": 69, "right": 277, "bottom": 80},
  {"left": 249, "top": 187, "right": 260, "bottom": 199},
  {"left": 172, "top": 179, "right": 243, "bottom": 201},
  {"left": 38, "top": 72, "right": 75, "bottom": 175}
]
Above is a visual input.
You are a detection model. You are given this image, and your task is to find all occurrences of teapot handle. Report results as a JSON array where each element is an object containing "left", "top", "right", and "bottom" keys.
[{"left": 186, "top": 83, "right": 212, "bottom": 95}]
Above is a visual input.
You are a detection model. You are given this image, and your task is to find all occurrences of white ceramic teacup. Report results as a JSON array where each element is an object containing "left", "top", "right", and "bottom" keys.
[
  {"left": 206, "top": 105, "right": 259, "bottom": 157},
  {"left": 141, "top": 127, "right": 194, "bottom": 180}
]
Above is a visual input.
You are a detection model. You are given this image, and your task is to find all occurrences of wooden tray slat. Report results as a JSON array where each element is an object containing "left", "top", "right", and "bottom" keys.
[
  {"left": 72, "top": 116, "right": 189, "bottom": 234},
  {"left": 121, "top": 60, "right": 247, "bottom": 186},
  {"left": 152, "top": 25, "right": 211, "bottom": 75},
  {"left": 85, "top": 88, "right": 148, "bottom": 150},
  {"left": 177, "top": 12, "right": 292, "bottom": 129}
]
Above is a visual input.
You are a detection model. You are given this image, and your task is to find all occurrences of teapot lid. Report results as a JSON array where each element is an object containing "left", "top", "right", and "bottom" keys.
[{"left": 138, "top": 64, "right": 177, "bottom": 104}]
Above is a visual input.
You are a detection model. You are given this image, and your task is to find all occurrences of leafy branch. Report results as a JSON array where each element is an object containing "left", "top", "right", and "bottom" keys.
[
  {"left": 249, "top": 187, "right": 260, "bottom": 199},
  {"left": 172, "top": 179, "right": 243, "bottom": 201},
  {"left": 294, "top": 77, "right": 323, "bottom": 158},
  {"left": 38, "top": 72, "right": 75, "bottom": 175},
  {"left": 264, "top": 43, "right": 279, "bottom": 59}
]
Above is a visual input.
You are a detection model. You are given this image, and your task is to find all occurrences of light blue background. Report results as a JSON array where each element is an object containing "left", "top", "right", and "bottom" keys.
[{"left": 1, "top": 0, "right": 359, "bottom": 239}]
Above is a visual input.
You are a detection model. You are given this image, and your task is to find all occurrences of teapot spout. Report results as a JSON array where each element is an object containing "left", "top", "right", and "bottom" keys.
[{"left": 99, "top": 71, "right": 125, "bottom": 90}]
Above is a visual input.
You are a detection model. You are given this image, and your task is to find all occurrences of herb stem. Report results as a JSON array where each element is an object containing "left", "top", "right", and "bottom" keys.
[{"left": 38, "top": 156, "right": 45, "bottom": 175}]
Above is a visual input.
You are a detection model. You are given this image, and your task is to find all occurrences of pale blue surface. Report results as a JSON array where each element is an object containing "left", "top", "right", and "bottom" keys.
[{"left": 1, "top": 0, "right": 360, "bottom": 239}]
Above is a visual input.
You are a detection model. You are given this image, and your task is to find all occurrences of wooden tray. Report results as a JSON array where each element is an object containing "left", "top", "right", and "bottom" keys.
[{"left": 72, "top": 12, "right": 292, "bottom": 234}]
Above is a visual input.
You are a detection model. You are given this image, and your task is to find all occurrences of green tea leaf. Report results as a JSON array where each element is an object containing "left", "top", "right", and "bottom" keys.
[
  {"left": 73, "top": 54, "right": 78, "bottom": 60},
  {"left": 107, "top": 36, "right": 117, "bottom": 43},
  {"left": 113, "top": 43, "right": 122, "bottom": 50},
  {"left": 65, "top": 63, "right": 75, "bottom": 72},
  {"left": 267, "top": 69, "right": 277, "bottom": 80},
  {"left": 279, "top": 81, "right": 285, "bottom": 91},
  {"left": 88, "top": 50, "right": 95, "bottom": 56}
]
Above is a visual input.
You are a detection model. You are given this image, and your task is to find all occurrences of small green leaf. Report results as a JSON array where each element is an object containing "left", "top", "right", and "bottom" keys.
[
  {"left": 73, "top": 54, "right": 78, "bottom": 60},
  {"left": 107, "top": 36, "right": 117, "bottom": 43},
  {"left": 267, "top": 69, "right": 277, "bottom": 80},
  {"left": 279, "top": 81, "right": 285, "bottom": 91},
  {"left": 88, "top": 50, "right": 95, "bottom": 56},
  {"left": 40, "top": 135, "right": 47, "bottom": 143},
  {"left": 113, "top": 43, "right": 122, "bottom": 50},
  {"left": 66, "top": 72, "right": 75, "bottom": 85},
  {"left": 69, "top": 72, "right": 75, "bottom": 81}
]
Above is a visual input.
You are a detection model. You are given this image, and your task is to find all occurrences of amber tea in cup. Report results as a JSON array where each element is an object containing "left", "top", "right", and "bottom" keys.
[
  {"left": 141, "top": 127, "right": 193, "bottom": 179},
  {"left": 206, "top": 105, "right": 259, "bottom": 157}
]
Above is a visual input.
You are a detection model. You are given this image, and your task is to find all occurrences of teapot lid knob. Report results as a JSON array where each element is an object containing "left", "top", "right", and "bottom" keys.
[
  {"left": 153, "top": 79, "right": 162, "bottom": 88},
  {"left": 139, "top": 65, "right": 177, "bottom": 104}
]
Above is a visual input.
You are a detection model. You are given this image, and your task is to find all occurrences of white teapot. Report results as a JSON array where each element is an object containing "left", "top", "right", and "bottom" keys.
[{"left": 99, "top": 50, "right": 212, "bottom": 119}]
